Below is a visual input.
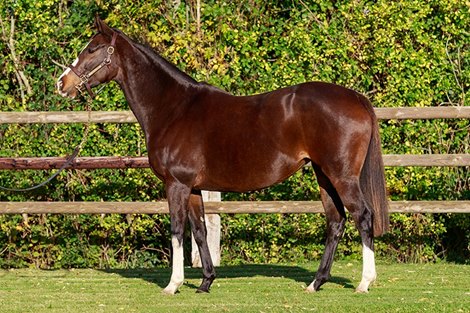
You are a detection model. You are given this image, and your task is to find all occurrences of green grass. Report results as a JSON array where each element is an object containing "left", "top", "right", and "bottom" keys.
[{"left": 0, "top": 261, "right": 468, "bottom": 313}]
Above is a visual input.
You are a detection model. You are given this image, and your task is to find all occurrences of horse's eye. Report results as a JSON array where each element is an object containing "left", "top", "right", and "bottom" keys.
[{"left": 88, "top": 45, "right": 102, "bottom": 54}]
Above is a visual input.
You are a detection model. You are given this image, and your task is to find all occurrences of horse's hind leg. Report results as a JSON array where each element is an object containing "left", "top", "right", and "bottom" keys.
[
  {"left": 307, "top": 167, "right": 346, "bottom": 292},
  {"left": 334, "top": 178, "right": 376, "bottom": 293},
  {"left": 188, "top": 190, "right": 216, "bottom": 293}
]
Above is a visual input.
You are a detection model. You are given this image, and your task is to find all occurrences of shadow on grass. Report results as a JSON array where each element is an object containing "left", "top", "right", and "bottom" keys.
[{"left": 103, "top": 264, "right": 353, "bottom": 291}]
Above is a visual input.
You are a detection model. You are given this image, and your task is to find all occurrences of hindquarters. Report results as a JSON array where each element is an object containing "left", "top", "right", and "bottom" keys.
[
  {"left": 300, "top": 83, "right": 388, "bottom": 292},
  {"left": 298, "top": 83, "right": 388, "bottom": 236}
]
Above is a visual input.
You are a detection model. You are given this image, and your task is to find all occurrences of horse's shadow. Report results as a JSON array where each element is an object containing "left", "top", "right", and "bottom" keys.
[{"left": 103, "top": 264, "right": 354, "bottom": 291}]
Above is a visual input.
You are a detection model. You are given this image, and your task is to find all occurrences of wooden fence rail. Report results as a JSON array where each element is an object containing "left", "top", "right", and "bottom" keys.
[
  {"left": 1, "top": 200, "right": 469, "bottom": 215},
  {"left": 1, "top": 107, "right": 469, "bottom": 215},
  {"left": 1, "top": 107, "right": 470, "bottom": 124},
  {"left": 1, "top": 154, "right": 470, "bottom": 169}
]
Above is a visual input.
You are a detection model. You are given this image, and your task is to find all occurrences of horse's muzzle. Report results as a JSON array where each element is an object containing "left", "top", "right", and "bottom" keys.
[{"left": 57, "top": 73, "right": 78, "bottom": 98}]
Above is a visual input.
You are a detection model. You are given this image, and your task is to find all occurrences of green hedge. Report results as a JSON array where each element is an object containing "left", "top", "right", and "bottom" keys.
[{"left": 0, "top": 0, "right": 468, "bottom": 268}]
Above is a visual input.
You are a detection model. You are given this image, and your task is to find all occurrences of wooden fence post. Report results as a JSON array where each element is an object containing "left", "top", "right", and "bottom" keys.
[{"left": 191, "top": 191, "right": 221, "bottom": 267}]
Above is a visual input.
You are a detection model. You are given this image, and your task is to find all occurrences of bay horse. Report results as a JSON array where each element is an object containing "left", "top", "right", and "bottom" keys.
[{"left": 57, "top": 17, "right": 389, "bottom": 294}]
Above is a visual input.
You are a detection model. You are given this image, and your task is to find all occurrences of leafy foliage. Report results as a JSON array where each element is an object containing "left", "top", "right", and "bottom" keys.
[{"left": 0, "top": 0, "right": 468, "bottom": 268}]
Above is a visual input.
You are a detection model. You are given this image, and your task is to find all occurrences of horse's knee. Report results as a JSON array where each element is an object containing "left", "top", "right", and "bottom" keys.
[{"left": 192, "top": 223, "right": 207, "bottom": 241}]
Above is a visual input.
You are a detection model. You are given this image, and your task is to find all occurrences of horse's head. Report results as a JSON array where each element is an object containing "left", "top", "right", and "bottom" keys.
[{"left": 57, "top": 17, "right": 120, "bottom": 98}]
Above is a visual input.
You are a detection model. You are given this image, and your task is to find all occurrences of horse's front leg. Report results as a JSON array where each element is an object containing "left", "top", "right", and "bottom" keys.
[
  {"left": 162, "top": 180, "right": 191, "bottom": 295},
  {"left": 188, "top": 190, "right": 216, "bottom": 293}
]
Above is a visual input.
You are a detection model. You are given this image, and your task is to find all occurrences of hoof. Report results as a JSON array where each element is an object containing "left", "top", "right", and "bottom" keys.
[
  {"left": 196, "top": 277, "right": 214, "bottom": 294},
  {"left": 162, "top": 283, "right": 180, "bottom": 295},
  {"left": 355, "top": 286, "right": 369, "bottom": 294},
  {"left": 355, "top": 277, "right": 374, "bottom": 293},
  {"left": 305, "top": 281, "right": 318, "bottom": 293},
  {"left": 162, "top": 288, "right": 177, "bottom": 295}
]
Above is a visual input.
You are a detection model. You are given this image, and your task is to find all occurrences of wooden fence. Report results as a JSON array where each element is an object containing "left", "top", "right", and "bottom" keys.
[
  {"left": 1, "top": 107, "right": 469, "bottom": 266},
  {"left": 1, "top": 106, "right": 469, "bottom": 215}
]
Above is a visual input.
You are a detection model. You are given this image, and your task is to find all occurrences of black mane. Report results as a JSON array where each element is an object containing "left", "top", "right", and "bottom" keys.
[{"left": 116, "top": 29, "right": 197, "bottom": 87}]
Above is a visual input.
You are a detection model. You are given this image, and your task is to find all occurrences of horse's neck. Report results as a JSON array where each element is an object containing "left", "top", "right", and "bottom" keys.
[{"left": 116, "top": 43, "right": 198, "bottom": 138}]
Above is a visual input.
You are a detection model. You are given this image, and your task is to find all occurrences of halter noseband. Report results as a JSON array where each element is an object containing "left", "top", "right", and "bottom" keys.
[{"left": 69, "top": 32, "right": 118, "bottom": 98}]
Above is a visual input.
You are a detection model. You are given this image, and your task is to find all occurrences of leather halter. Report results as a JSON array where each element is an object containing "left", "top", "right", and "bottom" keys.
[{"left": 69, "top": 32, "right": 118, "bottom": 98}]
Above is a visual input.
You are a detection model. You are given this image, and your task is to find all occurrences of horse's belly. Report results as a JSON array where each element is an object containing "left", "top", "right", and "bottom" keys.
[{"left": 197, "top": 151, "right": 308, "bottom": 192}]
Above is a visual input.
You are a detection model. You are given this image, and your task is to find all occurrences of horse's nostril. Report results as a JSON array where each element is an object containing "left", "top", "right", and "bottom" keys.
[{"left": 57, "top": 79, "right": 68, "bottom": 97}]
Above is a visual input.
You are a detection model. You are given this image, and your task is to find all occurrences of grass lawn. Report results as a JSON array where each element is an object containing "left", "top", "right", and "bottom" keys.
[{"left": 0, "top": 261, "right": 468, "bottom": 313}]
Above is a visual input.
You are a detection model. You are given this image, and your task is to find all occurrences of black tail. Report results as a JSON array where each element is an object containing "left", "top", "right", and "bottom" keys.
[{"left": 358, "top": 95, "right": 389, "bottom": 237}]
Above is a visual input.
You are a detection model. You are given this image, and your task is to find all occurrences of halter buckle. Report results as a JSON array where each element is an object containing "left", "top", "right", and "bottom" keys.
[{"left": 79, "top": 74, "right": 89, "bottom": 84}]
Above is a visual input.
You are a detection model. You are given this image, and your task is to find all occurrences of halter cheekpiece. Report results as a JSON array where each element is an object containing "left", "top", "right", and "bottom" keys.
[{"left": 69, "top": 31, "right": 118, "bottom": 98}]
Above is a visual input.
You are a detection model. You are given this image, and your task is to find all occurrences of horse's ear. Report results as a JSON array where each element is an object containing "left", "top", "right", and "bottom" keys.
[
  {"left": 94, "top": 15, "right": 113, "bottom": 37},
  {"left": 94, "top": 15, "right": 103, "bottom": 31}
]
